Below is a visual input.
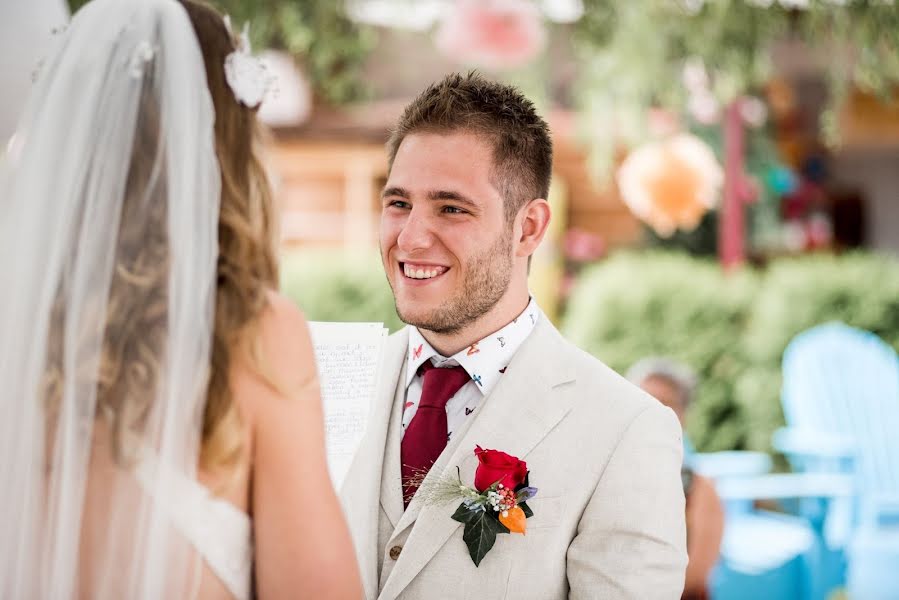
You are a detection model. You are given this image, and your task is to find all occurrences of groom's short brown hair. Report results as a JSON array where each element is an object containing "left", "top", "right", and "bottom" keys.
[{"left": 386, "top": 72, "right": 553, "bottom": 224}]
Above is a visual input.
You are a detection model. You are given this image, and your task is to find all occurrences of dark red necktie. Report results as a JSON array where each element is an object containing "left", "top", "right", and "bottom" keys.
[{"left": 400, "top": 362, "right": 470, "bottom": 507}]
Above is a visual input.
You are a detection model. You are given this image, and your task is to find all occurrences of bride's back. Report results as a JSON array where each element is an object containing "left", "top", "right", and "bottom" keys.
[
  {"left": 2, "top": 0, "right": 362, "bottom": 597},
  {"left": 80, "top": 420, "right": 249, "bottom": 600},
  {"left": 75, "top": 1, "right": 276, "bottom": 596},
  {"left": 1, "top": 0, "right": 276, "bottom": 597}
]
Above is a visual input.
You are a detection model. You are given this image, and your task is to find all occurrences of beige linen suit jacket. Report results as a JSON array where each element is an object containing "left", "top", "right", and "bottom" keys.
[{"left": 341, "top": 316, "right": 687, "bottom": 599}]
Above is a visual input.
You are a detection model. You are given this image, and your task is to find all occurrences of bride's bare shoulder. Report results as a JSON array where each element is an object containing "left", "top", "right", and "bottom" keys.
[
  {"left": 230, "top": 291, "right": 319, "bottom": 417},
  {"left": 257, "top": 290, "right": 315, "bottom": 362}
]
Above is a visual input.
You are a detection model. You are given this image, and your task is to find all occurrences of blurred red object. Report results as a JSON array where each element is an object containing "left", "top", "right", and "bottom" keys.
[
  {"left": 805, "top": 213, "right": 833, "bottom": 250},
  {"left": 782, "top": 179, "right": 825, "bottom": 220},
  {"left": 434, "top": 0, "right": 546, "bottom": 70}
]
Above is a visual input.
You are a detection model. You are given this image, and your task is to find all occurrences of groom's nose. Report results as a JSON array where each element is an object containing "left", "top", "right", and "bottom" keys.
[{"left": 396, "top": 209, "right": 434, "bottom": 253}]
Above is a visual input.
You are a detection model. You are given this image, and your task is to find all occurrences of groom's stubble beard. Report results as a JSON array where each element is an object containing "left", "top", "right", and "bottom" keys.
[{"left": 385, "top": 228, "right": 514, "bottom": 336}]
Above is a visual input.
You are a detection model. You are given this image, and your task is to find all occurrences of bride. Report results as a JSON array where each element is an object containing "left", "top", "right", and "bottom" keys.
[{"left": 0, "top": 0, "right": 362, "bottom": 598}]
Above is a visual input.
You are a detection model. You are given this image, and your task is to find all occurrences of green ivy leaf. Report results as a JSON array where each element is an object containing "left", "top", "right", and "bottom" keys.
[
  {"left": 451, "top": 503, "right": 481, "bottom": 525},
  {"left": 462, "top": 510, "right": 509, "bottom": 567},
  {"left": 519, "top": 501, "right": 534, "bottom": 519}
]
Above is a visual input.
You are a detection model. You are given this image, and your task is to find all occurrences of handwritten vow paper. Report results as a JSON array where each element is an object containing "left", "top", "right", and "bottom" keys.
[{"left": 309, "top": 322, "right": 388, "bottom": 487}]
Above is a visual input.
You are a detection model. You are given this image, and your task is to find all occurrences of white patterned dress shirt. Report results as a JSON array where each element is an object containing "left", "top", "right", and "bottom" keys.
[{"left": 401, "top": 298, "right": 540, "bottom": 441}]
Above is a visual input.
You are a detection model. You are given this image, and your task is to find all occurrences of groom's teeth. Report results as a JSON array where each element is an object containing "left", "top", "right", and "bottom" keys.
[{"left": 403, "top": 264, "right": 446, "bottom": 279}]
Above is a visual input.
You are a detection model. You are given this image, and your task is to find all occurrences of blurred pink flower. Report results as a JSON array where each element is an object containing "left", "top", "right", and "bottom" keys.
[
  {"left": 434, "top": 0, "right": 547, "bottom": 70},
  {"left": 782, "top": 220, "right": 806, "bottom": 252},
  {"left": 563, "top": 228, "right": 607, "bottom": 263},
  {"left": 682, "top": 58, "right": 709, "bottom": 93},
  {"left": 688, "top": 91, "right": 721, "bottom": 125},
  {"left": 739, "top": 96, "right": 768, "bottom": 128},
  {"left": 647, "top": 108, "right": 682, "bottom": 137},
  {"left": 805, "top": 213, "right": 833, "bottom": 249}
]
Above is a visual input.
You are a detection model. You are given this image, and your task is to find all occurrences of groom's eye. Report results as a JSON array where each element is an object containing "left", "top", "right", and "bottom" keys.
[
  {"left": 388, "top": 200, "right": 410, "bottom": 209},
  {"left": 442, "top": 206, "right": 467, "bottom": 214}
]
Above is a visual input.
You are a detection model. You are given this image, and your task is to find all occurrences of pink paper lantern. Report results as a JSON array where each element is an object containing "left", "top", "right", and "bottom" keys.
[{"left": 434, "top": 0, "right": 547, "bottom": 70}]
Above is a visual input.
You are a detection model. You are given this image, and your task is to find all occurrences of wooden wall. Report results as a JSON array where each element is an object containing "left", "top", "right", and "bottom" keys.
[
  {"left": 267, "top": 134, "right": 642, "bottom": 251},
  {"left": 269, "top": 141, "right": 387, "bottom": 249}
]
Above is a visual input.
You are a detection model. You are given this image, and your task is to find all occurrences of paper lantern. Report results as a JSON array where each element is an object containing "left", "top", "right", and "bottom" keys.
[
  {"left": 617, "top": 134, "right": 724, "bottom": 237},
  {"left": 257, "top": 50, "right": 312, "bottom": 128},
  {"left": 434, "top": 0, "right": 546, "bottom": 70}
]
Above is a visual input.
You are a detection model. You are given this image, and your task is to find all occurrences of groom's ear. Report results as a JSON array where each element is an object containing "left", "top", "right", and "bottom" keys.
[{"left": 515, "top": 199, "right": 551, "bottom": 260}]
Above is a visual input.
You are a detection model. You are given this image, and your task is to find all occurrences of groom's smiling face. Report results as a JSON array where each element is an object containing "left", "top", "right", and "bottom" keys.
[{"left": 380, "top": 131, "right": 515, "bottom": 335}]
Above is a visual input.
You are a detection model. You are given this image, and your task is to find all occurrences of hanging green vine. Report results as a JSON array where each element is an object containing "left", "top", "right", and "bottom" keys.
[
  {"left": 67, "top": 0, "right": 376, "bottom": 104},
  {"left": 573, "top": 0, "right": 899, "bottom": 172}
]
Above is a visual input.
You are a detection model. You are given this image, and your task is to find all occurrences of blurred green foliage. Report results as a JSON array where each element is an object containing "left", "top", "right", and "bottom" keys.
[
  {"left": 67, "top": 0, "right": 375, "bottom": 104},
  {"left": 280, "top": 250, "right": 403, "bottom": 332},
  {"left": 562, "top": 250, "right": 899, "bottom": 453}
]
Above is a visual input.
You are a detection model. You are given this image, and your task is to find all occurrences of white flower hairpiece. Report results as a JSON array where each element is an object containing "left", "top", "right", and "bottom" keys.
[{"left": 222, "top": 16, "right": 272, "bottom": 108}]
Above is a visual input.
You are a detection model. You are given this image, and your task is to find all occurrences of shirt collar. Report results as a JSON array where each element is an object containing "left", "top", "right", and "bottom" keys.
[{"left": 405, "top": 298, "right": 540, "bottom": 396}]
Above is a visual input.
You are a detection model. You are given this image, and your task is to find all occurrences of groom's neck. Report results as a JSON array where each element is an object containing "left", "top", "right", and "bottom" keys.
[{"left": 418, "top": 291, "right": 530, "bottom": 357}]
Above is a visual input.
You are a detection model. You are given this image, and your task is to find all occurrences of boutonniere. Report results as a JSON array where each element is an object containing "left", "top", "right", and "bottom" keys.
[{"left": 424, "top": 446, "right": 537, "bottom": 566}]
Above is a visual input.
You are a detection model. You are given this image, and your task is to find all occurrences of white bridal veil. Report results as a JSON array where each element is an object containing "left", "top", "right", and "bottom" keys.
[{"left": 0, "top": 0, "right": 220, "bottom": 596}]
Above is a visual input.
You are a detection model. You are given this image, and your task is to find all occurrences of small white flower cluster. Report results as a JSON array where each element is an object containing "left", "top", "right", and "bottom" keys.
[
  {"left": 486, "top": 484, "right": 517, "bottom": 518},
  {"left": 129, "top": 41, "right": 156, "bottom": 80}
]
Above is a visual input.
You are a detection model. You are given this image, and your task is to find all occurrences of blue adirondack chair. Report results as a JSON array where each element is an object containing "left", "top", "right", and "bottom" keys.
[
  {"left": 706, "top": 469, "right": 854, "bottom": 600},
  {"left": 689, "top": 446, "right": 839, "bottom": 600},
  {"left": 779, "top": 322, "right": 899, "bottom": 600},
  {"left": 692, "top": 452, "right": 844, "bottom": 600},
  {"left": 690, "top": 322, "right": 898, "bottom": 599}
]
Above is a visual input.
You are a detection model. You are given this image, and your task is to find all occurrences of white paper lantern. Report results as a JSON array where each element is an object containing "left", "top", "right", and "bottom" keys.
[{"left": 257, "top": 51, "right": 313, "bottom": 128}]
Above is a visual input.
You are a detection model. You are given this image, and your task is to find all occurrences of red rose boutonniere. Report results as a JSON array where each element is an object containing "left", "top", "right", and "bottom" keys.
[{"left": 445, "top": 446, "right": 538, "bottom": 566}]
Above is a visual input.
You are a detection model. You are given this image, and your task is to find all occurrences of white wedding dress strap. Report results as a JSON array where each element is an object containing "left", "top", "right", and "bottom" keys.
[{"left": 134, "top": 454, "right": 253, "bottom": 600}]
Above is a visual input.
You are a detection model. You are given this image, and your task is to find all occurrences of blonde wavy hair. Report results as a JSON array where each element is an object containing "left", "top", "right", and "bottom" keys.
[
  {"left": 42, "top": 0, "right": 278, "bottom": 473},
  {"left": 185, "top": 0, "right": 279, "bottom": 471}
]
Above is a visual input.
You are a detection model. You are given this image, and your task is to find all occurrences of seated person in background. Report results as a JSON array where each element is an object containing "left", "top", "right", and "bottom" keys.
[{"left": 628, "top": 358, "right": 725, "bottom": 600}]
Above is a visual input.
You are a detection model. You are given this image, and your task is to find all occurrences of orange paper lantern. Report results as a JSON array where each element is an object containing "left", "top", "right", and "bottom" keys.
[{"left": 617, "top": 134, "right": 723, "bottom": 237}]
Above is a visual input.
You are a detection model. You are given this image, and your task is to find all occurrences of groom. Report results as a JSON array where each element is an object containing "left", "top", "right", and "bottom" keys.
[{"left": 341, "top": 73, "right": 687, "bottom": 599}]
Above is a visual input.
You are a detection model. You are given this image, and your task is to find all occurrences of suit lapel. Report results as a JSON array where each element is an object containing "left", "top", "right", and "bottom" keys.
[
  {"left": 380, "top": 363, "right": 407, "bottom": 528},
  {"left": 379, "top": 318, "right": 577, "bottom": 600},
  {"left": 341, "top": 327, "right": 408, "bottom": 600}
]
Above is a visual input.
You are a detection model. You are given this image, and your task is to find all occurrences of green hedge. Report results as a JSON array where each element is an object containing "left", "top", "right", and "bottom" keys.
[
  {"left": 738, "top": 253, "right": 899, "bottom": 450},
  {"left": 562, "top": 252, "right": 757, "bottom": 451},
  {"left": 280, "top": 250, "right": 404, "bottom": 332},
  {"left": 562, "top": 251, "right": 899, "bottom": 453}
]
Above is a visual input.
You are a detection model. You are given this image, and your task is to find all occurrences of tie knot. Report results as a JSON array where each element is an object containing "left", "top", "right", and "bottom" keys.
[{"left": 417, "top": 362, "right": 470, "bottom": 409}]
